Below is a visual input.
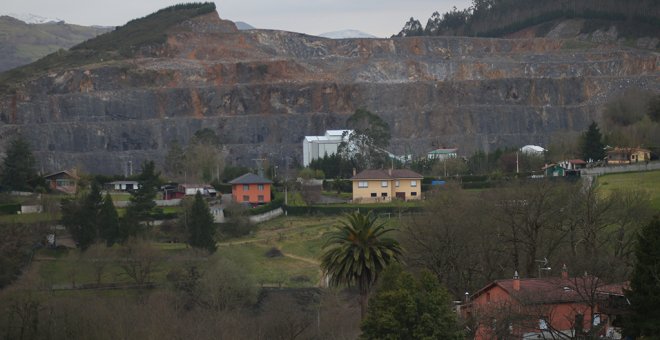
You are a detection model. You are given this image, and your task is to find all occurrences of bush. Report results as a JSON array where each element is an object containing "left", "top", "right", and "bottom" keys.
[
  {"left": 0, "top": 203, "right": 21, "bottom": 215},
  {"left": 461, "top": 181, "right": 493, "bottom": 190}
]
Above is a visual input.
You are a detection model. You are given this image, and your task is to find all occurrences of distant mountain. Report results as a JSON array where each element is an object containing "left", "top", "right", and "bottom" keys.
[
  {"left": 319, "top": 29, "right": 377, "bottom": 39},
  {"left": 0, "top": 15, "right": 111, "bottom": 72},
  {"left": 235, "top": 21, "right": 255, "bottom": 30},
  {"left": 5, "top": 13, "right": 63, "bottom": 24}
]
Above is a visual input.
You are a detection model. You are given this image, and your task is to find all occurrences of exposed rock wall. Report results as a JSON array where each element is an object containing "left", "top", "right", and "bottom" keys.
[{"left": 0, "top": 11, "right": 657, "bottom": 174}]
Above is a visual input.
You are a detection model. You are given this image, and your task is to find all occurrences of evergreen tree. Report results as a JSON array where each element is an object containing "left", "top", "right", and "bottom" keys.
[
  {"left": 0, "top": 135, "right": 38, "bottom": 192},
  {"left": 580, "top": 121, "right": 606, "bottom": 162},
  {"left": 98, "top": 192, "right": 120, "bottom": 246},
  {"left": 361, "top": 265, "right": 464, "bottom": 340},
  {"left": 119, "top": 161, "right": 161, "bottom": 241},
  {"left": 62, "top": 181, "right": 103, "bottom": 250},
  {"left": 128, "top": 161, "right": 160, "bottom": 220},
  {"left": 186, "top": 191, "right": 217, "bottom": 252},
  {"left": 625, "top": 217, "right": 660, "bottom": 337}
]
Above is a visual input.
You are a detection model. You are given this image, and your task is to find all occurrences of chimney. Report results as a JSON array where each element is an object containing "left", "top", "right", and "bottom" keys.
[
  {"left": 388, "top": 168, "right": 392, "bottom": 176},
  {"left": 561, "top": 264, "right": 568, "bottom": 280},
  {"left": 352, "top": 168, "right": 356, "bottom": 176},
  {"left": 513, "top": 271, "right": 520, "bottom": 291}
]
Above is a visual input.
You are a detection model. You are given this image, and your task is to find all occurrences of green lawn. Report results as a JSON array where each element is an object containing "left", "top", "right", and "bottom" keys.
[{"left": 598, "top": 170, "right": 660, "bottom": 211}]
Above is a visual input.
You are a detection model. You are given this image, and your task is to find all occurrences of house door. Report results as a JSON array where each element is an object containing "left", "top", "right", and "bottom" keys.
[{"left": 395, "top": 192, "right": 406, "bottom": 200}]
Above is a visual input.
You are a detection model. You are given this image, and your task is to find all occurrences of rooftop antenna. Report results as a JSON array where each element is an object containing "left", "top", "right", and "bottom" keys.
[{"left": 535, "top": 257, "right": 551, "bottom": 278}]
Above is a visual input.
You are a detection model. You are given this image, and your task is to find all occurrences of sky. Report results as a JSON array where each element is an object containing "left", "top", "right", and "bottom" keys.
[{"left": 3, "top": 0, "right": 472, "bottom": 37}]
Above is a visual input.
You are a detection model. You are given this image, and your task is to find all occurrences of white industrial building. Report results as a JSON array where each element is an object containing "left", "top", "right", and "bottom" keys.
[{"left": 302, "top": 130, "right": 352, "bottom": 167}]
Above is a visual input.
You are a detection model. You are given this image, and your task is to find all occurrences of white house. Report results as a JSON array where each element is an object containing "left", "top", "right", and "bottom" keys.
[
  {"left": 302, "top": 130, "right": 353, "bottom": 167},
  {"left": 427, "top": 148, "right": 458, "bottom": 160}
]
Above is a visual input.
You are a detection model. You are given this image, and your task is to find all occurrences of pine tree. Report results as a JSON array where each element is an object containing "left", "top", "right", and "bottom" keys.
[
  {"left": 63, "top": 181, "right": 103, "bottom": 250},
  {"left": 580, "top": 121, "right": 606, "bottom": 162},
  {"left": 186, "top": 191, "right": 217, "bottom": 252},
  {"left": 625, "top": 217, "right": 660, "bottom": 337},
  {"left": 98, "top": 193, "right": 120, "bottom": 246},
  {"left": 119, "top": 161, "right": 160, "bottom": 242},
  {"left": 128, "top": 161, "right": 160, "bottom": 220},
  {"left": 0, "top": 135, "right": 38, "bottom": 192}
]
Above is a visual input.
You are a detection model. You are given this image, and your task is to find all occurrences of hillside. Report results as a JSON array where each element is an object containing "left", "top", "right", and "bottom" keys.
[
  {"left": 397, "top": 0, "right": 659, "bottom": 48},
  {"left": 0, "top": 16, "right": 110, "bottom": 72},
  {"left": 0, "top": 4, "right": 657, "bottom": 174}
]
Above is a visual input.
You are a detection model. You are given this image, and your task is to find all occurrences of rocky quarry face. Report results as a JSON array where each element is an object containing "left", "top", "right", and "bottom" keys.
[{"left": 0, "top": 11, "right": 658, "bottom": 174}]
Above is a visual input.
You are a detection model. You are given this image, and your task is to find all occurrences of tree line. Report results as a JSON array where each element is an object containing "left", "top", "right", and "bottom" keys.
[{"left": 396, "top": 0, "right": 660, "bottom": 38}]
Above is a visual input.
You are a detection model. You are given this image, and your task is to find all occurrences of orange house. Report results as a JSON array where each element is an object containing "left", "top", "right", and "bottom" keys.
[
  {"left": 462, "top": 269, "right": 628, "bottom": 339},
  {"left": 229, "top": 173, "right": 272, "bottom": 205}
]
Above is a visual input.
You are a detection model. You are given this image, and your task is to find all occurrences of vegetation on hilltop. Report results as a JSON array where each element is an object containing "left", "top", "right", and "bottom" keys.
[
  {"left": 0, "top": 2, "right": 216, "bottom": 93},
  {"left": 397, "top": 0, "right": 660, "bottom": 38}
]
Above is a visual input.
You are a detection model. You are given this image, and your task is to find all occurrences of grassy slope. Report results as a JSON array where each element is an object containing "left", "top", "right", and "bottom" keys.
[{"left": 598, "top": 170, "right": 660, "bottom": 210}]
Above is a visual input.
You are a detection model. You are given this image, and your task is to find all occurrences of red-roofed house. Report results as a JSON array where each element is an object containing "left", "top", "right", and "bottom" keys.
[
  {"left": 350, "top": 169, "right": 423, "bottom": 203},
  {"left": 462, "top": 268, "right": 628, "bottom": 339}
]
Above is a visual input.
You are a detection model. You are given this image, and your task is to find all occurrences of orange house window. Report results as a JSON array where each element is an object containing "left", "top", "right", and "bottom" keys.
[{"left": 243, "top": 184, "right": 249, "bottom": 191}]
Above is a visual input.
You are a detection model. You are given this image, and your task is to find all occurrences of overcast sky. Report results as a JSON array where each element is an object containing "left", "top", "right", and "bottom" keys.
[{"left": 3, "top": 0, "right": 472, "bottom": 37}]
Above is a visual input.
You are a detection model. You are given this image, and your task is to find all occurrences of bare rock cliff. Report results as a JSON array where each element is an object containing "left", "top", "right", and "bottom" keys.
[{"left": 0, "top": 11, "right": 658, "bottom": 174}]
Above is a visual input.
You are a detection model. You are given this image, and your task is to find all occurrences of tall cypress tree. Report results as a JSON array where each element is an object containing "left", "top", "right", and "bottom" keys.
[
  {"left": 187, "top": 191, "right": 217, "bottom": 253},
  {"left": 625, "top": 217, "right": 660, "bottom": 337},
  {"left": 580, "top": 121, "right": 606, "bottom": 162},
  {"left": 98, "top": 192, "right": 119, "bottom": 246},
  {"left": 63, "top": 181, "right": 103, "bottom": 250}
]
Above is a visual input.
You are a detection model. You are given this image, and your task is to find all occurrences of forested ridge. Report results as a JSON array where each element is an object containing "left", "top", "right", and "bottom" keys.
[{"left": 397, "top": 0, "right": 660, "bottom": 38}]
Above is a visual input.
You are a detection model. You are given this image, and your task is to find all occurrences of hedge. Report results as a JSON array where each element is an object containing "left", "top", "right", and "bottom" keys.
[
  {"left": 0, "top": 203, "right": 21, "bottom": 215},
  {"left": 285, "top": 205, "right": 423, "bottom": 216}
]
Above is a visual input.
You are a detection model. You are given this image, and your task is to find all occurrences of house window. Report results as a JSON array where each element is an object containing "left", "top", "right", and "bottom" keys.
[
  {"left": 381, "top": 181, "right": 388, "bottom": 187},
  {"left": 258, "top": 195, "right": 264, "bottom": 202},
  {"left": 358, "top": 181, "right": 368, "bottom": 188},
  {"left": 242, "top": 195, "right": 249, "bottom": 202},
  {"left": 371, "top": 193, "right": 377, "bottom": 197},
  {"left": 395, "top": 180, "right": 400, "bottom": 187},
  {"left": 243, "top": 184, "right": 249, "bottom": 191},
  {"left": 411, "top": 180, "right": 417, "bottom": 187},
  {"left": 593, "top": 313, "right": 601, "bottom": 326},
  {"left": 411, "top": 192, "right": 417, "bottom": 196},
  {"left": 381, "top": 193, "right": 388, "bottom": 197},
  {"left": 258, "top": 184, "right": 264, "bottom": 191}
]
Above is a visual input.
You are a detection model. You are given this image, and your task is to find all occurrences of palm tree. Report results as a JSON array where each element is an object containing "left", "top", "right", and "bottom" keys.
[{"left": 320, "top": 211, "right": 403, "bottom": 319}]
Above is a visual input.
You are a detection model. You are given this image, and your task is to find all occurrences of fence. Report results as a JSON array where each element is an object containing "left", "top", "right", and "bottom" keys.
[{"left": 581, "top": 162, "right": 660, "bottom": 176}]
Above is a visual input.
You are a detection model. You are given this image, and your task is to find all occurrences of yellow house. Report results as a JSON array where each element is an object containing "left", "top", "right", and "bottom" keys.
[
  {"left": 351, "top": 169, "right": 424, "bottom": 203},
  {"left": 607, "top": 147, "right": 651, "bottom": 165}
]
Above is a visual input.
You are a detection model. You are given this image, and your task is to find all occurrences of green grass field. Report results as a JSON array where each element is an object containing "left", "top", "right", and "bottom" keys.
[{"left": 598, "top": 170, "right": 660, "bottom": 211}]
